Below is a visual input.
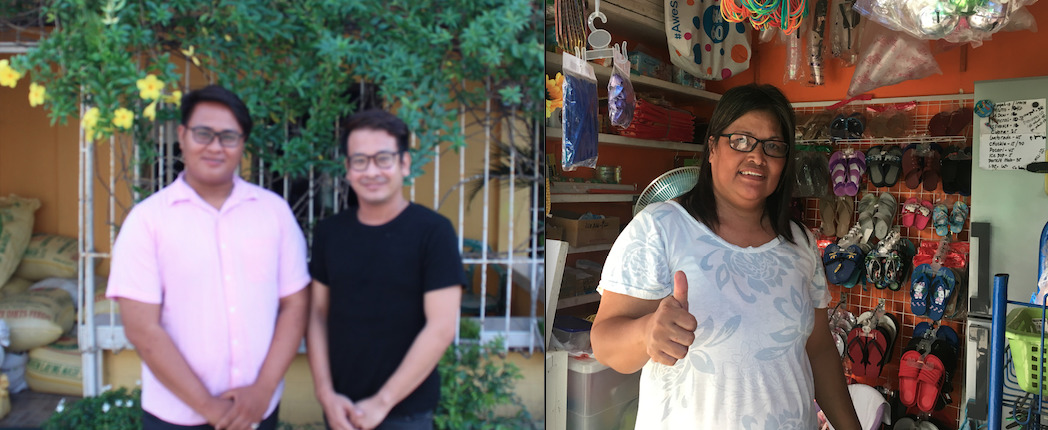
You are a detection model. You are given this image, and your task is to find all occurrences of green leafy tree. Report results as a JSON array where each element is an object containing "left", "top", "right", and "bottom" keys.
[{"left": 3, "top": 0, "right": 542, "bottom": 206}]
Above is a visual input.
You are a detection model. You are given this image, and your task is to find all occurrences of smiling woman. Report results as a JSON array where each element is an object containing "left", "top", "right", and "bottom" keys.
[{"left": 590, "top": 84, "right": 864, "bottom": 430}]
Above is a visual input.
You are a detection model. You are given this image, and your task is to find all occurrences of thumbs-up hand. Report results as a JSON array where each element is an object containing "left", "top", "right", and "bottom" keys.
[{"left": 646, "top": 271, "right": 698, "bottom": 366}]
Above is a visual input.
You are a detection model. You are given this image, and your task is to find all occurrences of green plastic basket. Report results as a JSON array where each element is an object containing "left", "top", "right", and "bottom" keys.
[{"left": 1005, "top": 307, "right": 1048, "bottom": 394}]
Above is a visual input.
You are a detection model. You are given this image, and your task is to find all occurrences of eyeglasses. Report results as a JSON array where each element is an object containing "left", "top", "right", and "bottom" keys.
[
  {"left": 719, "top": 133, "right": 789, "bottom": 158},
  {"left": 188, "top": 126, "right": 243, "bottom": 148},
  {"left": 348, "top": 151, "right": 402, "bottom": 171}
]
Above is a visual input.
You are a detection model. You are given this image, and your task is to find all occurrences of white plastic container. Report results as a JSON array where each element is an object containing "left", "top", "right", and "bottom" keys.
[{"left": 566, "top": 356, "right": 640, "bottom": 430}]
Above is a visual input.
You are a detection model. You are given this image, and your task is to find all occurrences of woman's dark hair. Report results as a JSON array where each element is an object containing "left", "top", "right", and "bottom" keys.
[
  {"left": 180, "top": 85, "right": 253, "bottom": 138},
  {"left": 679, "top": 83, "right": 803, "bottom": 244}
]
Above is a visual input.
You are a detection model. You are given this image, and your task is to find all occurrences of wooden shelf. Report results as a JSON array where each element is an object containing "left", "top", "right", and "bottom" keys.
[
  {"left": 568, "top": 243, "right": 614, "bottom": 254},
  {"left": 558, "top": 292, "right": 601, "bottom": 309},
  {"left": 545, "top": 52, "right": 720, "bottom": 103},
  {"left": 545, "top": 128, "right": 705, "bottom": 152},
  {"left": 550, "top": 193, "right": 635, "bottom": 203}
]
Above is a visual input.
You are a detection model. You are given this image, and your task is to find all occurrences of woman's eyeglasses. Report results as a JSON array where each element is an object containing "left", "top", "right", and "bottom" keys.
[{"left": 719, "top": 133, "right": 789, "bottom": 158}]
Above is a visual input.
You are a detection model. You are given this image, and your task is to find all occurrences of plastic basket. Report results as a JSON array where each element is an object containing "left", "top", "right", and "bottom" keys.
[{"left": 1005, "top": 307, "right": 1048, "bottom": 394}]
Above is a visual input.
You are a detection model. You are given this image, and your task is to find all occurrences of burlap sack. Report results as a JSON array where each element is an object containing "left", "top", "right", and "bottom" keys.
[
  {"left": 0, "top": 277, "right": 33, "bottom": 300},
  {"left": 0, "top": 195, "right": 41, "bottom": 287},
  {"left": 27, "top": 336, "right": 81, "bottom": 396},
  {"left": 0, "top": 288, "right": 75, "bottom": 352},
  {"left": 15, "top": 234, "right": 78, "bottom": 281}
]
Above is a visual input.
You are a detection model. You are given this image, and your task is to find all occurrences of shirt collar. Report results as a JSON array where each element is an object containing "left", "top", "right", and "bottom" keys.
[{"left": 166, "top": 172, "right": 259, "bottom": 208}]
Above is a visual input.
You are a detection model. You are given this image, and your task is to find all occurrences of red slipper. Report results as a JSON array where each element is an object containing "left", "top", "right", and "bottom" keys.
[
  {"left": 916, "top": 353, "right": 946, "bottom": 412},
  {"left": 899, "top": 350, "right": 922, "bottom": 407},
  {"left": 865, "top": 328, "right": 889, "bottom": 377},
  {"left": 847, "top": 327, "right": 868, "bottom": 377}
]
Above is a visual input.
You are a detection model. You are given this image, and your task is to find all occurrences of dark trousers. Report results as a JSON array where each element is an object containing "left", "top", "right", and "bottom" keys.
[
  {"left": 325, "top": 410, "right": 434, "bottom": 430},
  {"left": 143, "top": 405, "right": 280, "bottom": 430}
]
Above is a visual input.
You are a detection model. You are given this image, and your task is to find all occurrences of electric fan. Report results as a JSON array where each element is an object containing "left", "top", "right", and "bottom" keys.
[{"left": 633, "top": 166, "right": 702, "bottom": 216}]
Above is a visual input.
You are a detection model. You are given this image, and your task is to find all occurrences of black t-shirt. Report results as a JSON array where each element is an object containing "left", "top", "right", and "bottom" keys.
[{"left": 309, "top": 203, "right": 465, "bottom": 416}]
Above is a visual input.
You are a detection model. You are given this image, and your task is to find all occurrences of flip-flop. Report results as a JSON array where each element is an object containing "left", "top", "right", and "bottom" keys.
[
  {"left": 940, "top": 146, "right": 961, "bottom": 194},
  {"left": 820, "top": 197, "right": 838, "bottom": 236},
  {"left": 922, "top": 146, "right": 943, "bottom": 191},
  {"left": 895, "top": 417, "right": 920, "bottom": 430},
  {"left": 899, "top": 349, "right": 922, "bottom": 407},
  {"left": 950, "top": 200, "right": 969, "bottom": 234},
  {"left": 822, "top": 243, "right": 843, "bottom": 284},
  {"left": 902, "top": 144, "right": 922, "bottom": 189},
  {"left": 880, "top": 312, "right": 900, "bottom": 364},
  {"left": 865, "top": 252, "right": 883, "bottom": 287},
  {"left": 900, "top": 197, "right": 919, "bottom": 228},
  {"left": 914, "top": 200, "right": 933, "bottom": 230},
  {"left": 866, "top": 146, "right": 885, "bottom": 187},
  {"left": 846, "top": 326, "right": 868, "bottom": 377},
  {"left": 912, "top": 321, "right": 932, "bottom": 340},
  {"left": 837, "top": 197, "right": 855, "bottom": 238},
  {"left": 886, "top": 111, "right": 911, "bottom": 137},
  {"left": 936, "top": 326, "right": 960, "bottom": 349},
  {"left": 830, "top": 150, "right": 849, "bottom": 196},
  {"left": 927, "top": 266, "right": 957, "bottom": 321},
  {"left": 881, "top": 145, "right": 904, "bottom": 187},
  {"left": 916, "top": 353, "right": 946, "bottom": 412},
  {"left": 911, "top": 264, "right": 934, "bottom": 316},
  {"left": 865, "top": 327, "right": 889, "bottom": 377},
  {"left": 873, "top": 192, "right": 897, "bottom": 240},
  {"left": 932, "top": 203, "right": 950, "bottom": 237},
  {"left": 845, "top": 151, "right": 867, "bottom": 196},
  {"left": 928, "top": 111, "right": 950, "bottom": 136},
  {"left": 947, "top": 107, "right": 974, "bottom": 136},
  {"left": 857, "top": 193, "right": 878, "bottom": 219}
]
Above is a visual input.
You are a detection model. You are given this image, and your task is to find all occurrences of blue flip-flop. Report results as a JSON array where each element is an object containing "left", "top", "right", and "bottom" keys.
[
  {"left": 928, "top": 266, "right": 957, "bottom": 321},
  {"left": 936, "top": 325, "right": 960, "bottom": 349},
  {"left": 910, "top": 264, "right": 934, "bottom": 316},
  {"left": 823, "top": 244, "right": 843, "bottom": 284},
  {"left": 932, "top": 204, "right": 950, "bottom": 237},
  {"left": 912, "top": 321, "right": 932, "bottom": 340},
  {"left": 950, "top": 201, "right": 969, "bottom": 234}
]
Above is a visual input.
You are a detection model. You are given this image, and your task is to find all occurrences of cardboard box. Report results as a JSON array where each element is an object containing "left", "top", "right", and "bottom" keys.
[
  {"left": 561, "top": 266, "right": 596, "bottom": 298},
  {"left": 547, "top": 212, "right": 620, "bottom": 247}
]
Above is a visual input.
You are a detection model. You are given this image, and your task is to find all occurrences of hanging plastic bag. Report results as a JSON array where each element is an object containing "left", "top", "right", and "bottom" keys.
[
  {"left": 830, "top": 0, "right": 866, "bottom": 66},
  {"left": 847, "top": 23, "right": 941, "bottom": 97},
  {"left": 561, "top": 52, "right": 598, "bottom": 171},
  {"left": 783, "top": 22, "right": 809, "bottom": 84},
  {"left": 808, "top": 0, "right": 830, "bottom": 86},
  {"left": 608, "top": 44, "right": 636, "bottom": 129},
  {"left": 665, "top": 0, "right": 752, "bottom": 81}
]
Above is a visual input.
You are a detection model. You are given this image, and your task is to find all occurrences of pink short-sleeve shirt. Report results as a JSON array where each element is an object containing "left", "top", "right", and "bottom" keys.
[{"left": 107, "top": 174, "right": 310, "bottom": 425}]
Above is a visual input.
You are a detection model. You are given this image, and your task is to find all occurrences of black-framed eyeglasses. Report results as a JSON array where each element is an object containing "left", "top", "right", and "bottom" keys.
[
  {"left": 719, "top": 133, "right": 789, "bottom": 158},
  {"left": 348, "top": 151, "right": 402, "bottom": 171},
  {"left": 188, "top": 126, "right": 243, "bottom": 148}
]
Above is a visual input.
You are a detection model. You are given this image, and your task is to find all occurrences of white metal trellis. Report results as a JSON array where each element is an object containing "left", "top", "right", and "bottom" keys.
[{"left": 77, "top": 90, "right": 545, "bottom": 396}]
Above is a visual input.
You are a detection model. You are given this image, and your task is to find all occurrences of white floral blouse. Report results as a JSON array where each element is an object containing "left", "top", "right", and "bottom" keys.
[{"left": 598, "top": 200, "right": 832, "bottom": 429}]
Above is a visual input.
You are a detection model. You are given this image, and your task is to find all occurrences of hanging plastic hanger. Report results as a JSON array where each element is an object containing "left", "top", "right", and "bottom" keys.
[{"left": 583, "top": 0, "right": 615, "bottom": 61}]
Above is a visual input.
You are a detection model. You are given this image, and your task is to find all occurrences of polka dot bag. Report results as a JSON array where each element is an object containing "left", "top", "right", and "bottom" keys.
[{"left": 666, "top": 0, "right": 751, "bottom": 81}]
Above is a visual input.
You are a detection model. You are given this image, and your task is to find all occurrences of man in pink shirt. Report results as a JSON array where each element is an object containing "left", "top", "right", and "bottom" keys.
[{"left": 107, "top": 85, "right": 311, "bottom": 430}]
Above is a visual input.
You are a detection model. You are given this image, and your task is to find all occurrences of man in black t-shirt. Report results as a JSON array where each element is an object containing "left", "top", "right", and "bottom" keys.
[{"left": 306, "top": 109, "right": 465, "bottom": 430}]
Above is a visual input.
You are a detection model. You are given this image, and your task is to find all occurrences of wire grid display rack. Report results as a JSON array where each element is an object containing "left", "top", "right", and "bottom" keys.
[{"left": 794, "top": 95, "right": 975, "bottom": 429}]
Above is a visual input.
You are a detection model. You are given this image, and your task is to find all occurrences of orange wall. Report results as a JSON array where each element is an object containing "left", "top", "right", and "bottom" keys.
[{"left": 707, "top": 1, "right": 1048, "bottom": 102}]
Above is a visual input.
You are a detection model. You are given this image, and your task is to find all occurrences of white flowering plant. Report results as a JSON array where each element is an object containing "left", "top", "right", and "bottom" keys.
[{"left": 43, "top": 386, "right": 141, "bottom": 430}]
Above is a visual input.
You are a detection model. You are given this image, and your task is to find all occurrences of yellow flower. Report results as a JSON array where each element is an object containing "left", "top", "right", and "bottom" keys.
[
  {"left": 180, "top": 46, "right": 201, "bottom": 67},
  {"left": 82, "top": 107, "right": 100, "bottom": 140},
  {"left": 163, "top": 90, "right": 182, "bottom": 107},
  {"left": 223, "top": 34, "right": 232, "bottom": 42},
  {"left": 0, "top": 59, "right": 23, "bottom": 88},
  {"left": 113, "top": 107, "right": 134, "bottom": 129},
  {"left": 28, "top": 82, "right": 46, "bottom": 107},
  {"left": 136, "top": 74, "right": 164, "bottom": 101},
  {"left": 143, "top": 100, "right": 158, "bottom": 121},
  {"left": 545, "top": 72, "right": 564, "bottom": 103}
]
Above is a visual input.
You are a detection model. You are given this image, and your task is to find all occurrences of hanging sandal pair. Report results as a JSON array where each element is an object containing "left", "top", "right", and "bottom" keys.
[
  {"left": 898, "top": 328, "right": 958, "bottom": 413},
  {"left": 845, "top": 308, "right": 899, "bottom": 378}
]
